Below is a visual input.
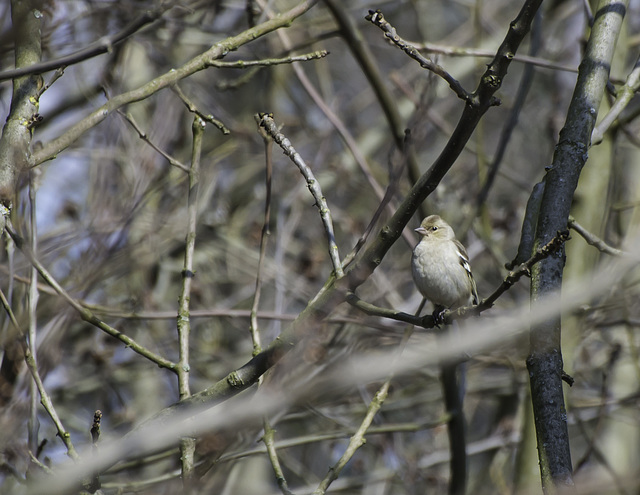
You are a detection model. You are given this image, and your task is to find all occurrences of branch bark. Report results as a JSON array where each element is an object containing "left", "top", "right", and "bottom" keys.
[
  {"left": 0, "top": 0, "right": 43, "bottom": 202},
  {"left": 527, "top": 1, "right": 628, "bottom": 491}
]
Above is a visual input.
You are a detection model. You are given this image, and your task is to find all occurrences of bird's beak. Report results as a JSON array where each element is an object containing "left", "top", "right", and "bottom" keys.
[{"left": 415, "top": 227, "right": 428, "bottom": 235}]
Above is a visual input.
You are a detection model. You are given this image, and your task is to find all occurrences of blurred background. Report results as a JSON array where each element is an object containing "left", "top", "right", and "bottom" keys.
[{"left": 1, "top": 0, "right": 640, "bottom": 493}]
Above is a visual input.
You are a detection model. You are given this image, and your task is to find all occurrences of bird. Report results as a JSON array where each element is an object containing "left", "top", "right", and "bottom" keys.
[
  {"left": 411, "top": 215, "right": 478, "bottom": 321},
  {"left": 412, "top": 214, "right": 478, "bottom": 495}
]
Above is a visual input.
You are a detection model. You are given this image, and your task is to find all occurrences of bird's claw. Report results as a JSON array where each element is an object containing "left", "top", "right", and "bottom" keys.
[{"left": 432, "top": 306, "right": 446, "bottom": 327}]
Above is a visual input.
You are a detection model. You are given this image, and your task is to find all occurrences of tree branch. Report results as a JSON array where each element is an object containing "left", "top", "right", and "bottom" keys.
[
  {"left": 30, "top": 0, "right": 319, "bottom": 166},
  {"left": 0, "top": 0, "right": 43, "bottom": 202},
  {"left": 528, "top": 1, "right": 628, "bottom": 490}
]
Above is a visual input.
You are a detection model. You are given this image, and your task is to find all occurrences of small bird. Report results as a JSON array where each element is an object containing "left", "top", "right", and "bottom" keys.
[
  {"left": 412, "top": 215, "right": 478, "bottom": 495},
  {"left": 412, "top": 215, "right": 478, "bottom": 319}
]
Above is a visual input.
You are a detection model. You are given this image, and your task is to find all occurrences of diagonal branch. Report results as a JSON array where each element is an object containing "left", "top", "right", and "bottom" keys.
[
  {"left": 4, "top": 220, "right": 177, "bottom": 371},
  {"left": 0, "top": 6, "right": 169, "bottom": 82},
  {"left": 366, "top": 10, "right": 473, "bottom": 104},
  {"left": 30, "top": 0, "right": 318, "bottom": 166}
]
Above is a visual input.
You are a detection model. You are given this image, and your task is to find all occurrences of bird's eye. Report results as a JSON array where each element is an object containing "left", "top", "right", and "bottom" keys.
[{"left": 431, "top": 226, "right": 438, "bottom": 231}]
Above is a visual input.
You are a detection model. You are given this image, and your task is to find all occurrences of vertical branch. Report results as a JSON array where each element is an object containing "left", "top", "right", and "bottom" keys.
[
  {"left": 0, "top": 0, "right": 43, "bottom": 202},
  {"left": 176, "top": 116, "right": 205, "bottom": 488},
  {"left": 250, "top": 125, "right": 273, "bottom": 355},
  {"left": 27, "top": 170, "right": 40, "bottom": 455},
  {"left": 254, "top": 117, "right": 294, "bottom": 495},
  {"left": 527, "top": 0, "right": 628, "bottom": 491}
]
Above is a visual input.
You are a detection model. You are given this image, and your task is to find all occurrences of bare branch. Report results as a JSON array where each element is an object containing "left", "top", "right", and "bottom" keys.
[
  {"left": 31, "top": 0, "right": 318, "bottom": 166},
  {"left": 0, "top": 6, "right": 169, "bottom": 82},
  {"left": 4, "top": 220, "right": 177, "bottom": 371},
  {"left": 365, "top": 10, "right": 473, "bottom": 104},
  {"left": 257, "top": 113, "right": 343, "bottom": 278},
  {"left": 568, "top": 216, "right": 626, "bottom": 256}
]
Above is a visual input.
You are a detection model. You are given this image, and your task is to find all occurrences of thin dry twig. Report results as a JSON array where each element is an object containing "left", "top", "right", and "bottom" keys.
[
  {"left": 4, "top": 220, "right": 177, "bottom": 371},
  {"left": 211, "top": 50, "right": 328, "bottom": 68},
  {"left": 170, "top": 85, "right": 230, "bottom": 135},
  {"left": 253, "top": 120, "right": 294, "bottom": 494},
  {"left": 257, "top": 113, "right": 343, "bottom": 278},
  {"left": 366, "top": 10, "right": 473, "bottom": 104},
  {"left": 266, "top": 14, "right": 416, "bottom": 251},
  {"left": 568, "top": 216, "right": 625, "bottom": 256},
  {"left": 478, "top": 229, "right": 571, "bottom": 311},
  {"left": 250, "top": 123, "right": 274, "bottom": 355},
  {"left": 263, "top": 420, "right": 295, "bottom": 495},
  {"left": 0, "top": 7, "right": 168, "bottom": 82},
  {"left": 412, "top": 41, "right": 578, "bottom": 74},
  {"left": 117, "top": 109, "right": 190, "bottom": 172},
  {"left": 313, "top": 321, "right": 416, "bottom": 495},
  {"left": 30, "top": 0, "right": 318, "bottom": 166},
  {"left": 176, "top": 116, "right": 205, "bottom": 488},
  {"left": 0, "top": 287, "right": 80, "bottom": 461},
  {"left": 27, "top": 171, "right": 40, "bottom": 454}
]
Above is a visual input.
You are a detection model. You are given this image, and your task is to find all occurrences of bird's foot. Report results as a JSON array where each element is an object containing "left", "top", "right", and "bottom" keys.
[{"left": 432, "top": 305, "right": 446, "bottom": 327}]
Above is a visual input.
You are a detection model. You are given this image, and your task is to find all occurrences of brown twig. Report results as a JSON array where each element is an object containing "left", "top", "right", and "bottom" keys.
[
  {"left": 365, "top": 10, "right": 473, "bottom": 104},
  {"left": 176, "top": 116, "right": 205, "bottom": 488},
  {"left": 479, "top": 230, "right": 571, "bottom": 311},
  {"left": 313, "top": 318, "right": 417, "bottom": 495},
  {"left": 30, "top": 1, "right": 318, "bottom": 166},
  {"left": 117, "top": 109, "right": 190, "bottom": 172},
  {"left": 591, "top": 55, "right": 640, "bottom": 144}
]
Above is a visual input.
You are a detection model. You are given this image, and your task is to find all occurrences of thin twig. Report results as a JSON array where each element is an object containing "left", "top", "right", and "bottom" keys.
[
  {"left": 258, "top": 113, "right": 343, "bottom": 278},
  {"left": 412, "top": 41, "right": 578, "bottom": 74},
  {"left": 117, "top": 109, "right": 190, "bottom": 172},
  {"left": 253, "top": 121, "right": 294, "bottom": 494},
  {"left": 313, "top": 381, "right": 391, "bottom": 494},
  {"left": 211, "top": 50, "right": 328, "bottom": 68},
  {"left": 250, "top": 123, "right": 274, "bottom": 355},
  {"left": 27, "top": 171, "right": 40, "bottom": 455},
  {"left": 591, "top": 54, "right": 640, "bottom": 144},
  {"left": 86, "top": 410, "right": 102, "bottom": 493},
  {"left": 267, "top": 15, "right": 416, "bottom": 250},
  {"left": 473, "top": 11, "right": 541, "bottom": 217},
  {"left": 0, "top": 6, "right": 169, "bottom": 82},
  {"left": 170, "top": 84, "right": 230, "bottom": 135},
  {"left": 568, "top": 216, "right": 625, "bottom": 256},
  {"left": 323, "top": 0, "right": 424, "bottom": 204},
  {"left": 313, "top": 316, "right": 418, "bottom": 494},
  {"left": 263, "top": 419, "right": 295, "bottom": 495},
  {"left": 478, "top": 229, "right": 571, "bottom": 311},
  {"left": 0, "top": 287, "right": 80, "bottom": 461},
  {"left": 36, "top": 66, "right": 65, "bottom": 99},
  {"left": 4, "top": 220, "right": 177, "bottom": 371},
  {"left": 366, "top": 10, "right": 473, "bottom": 104},
  {"left": 30, "top": 0, "right": 318, "bottom": 166}
]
